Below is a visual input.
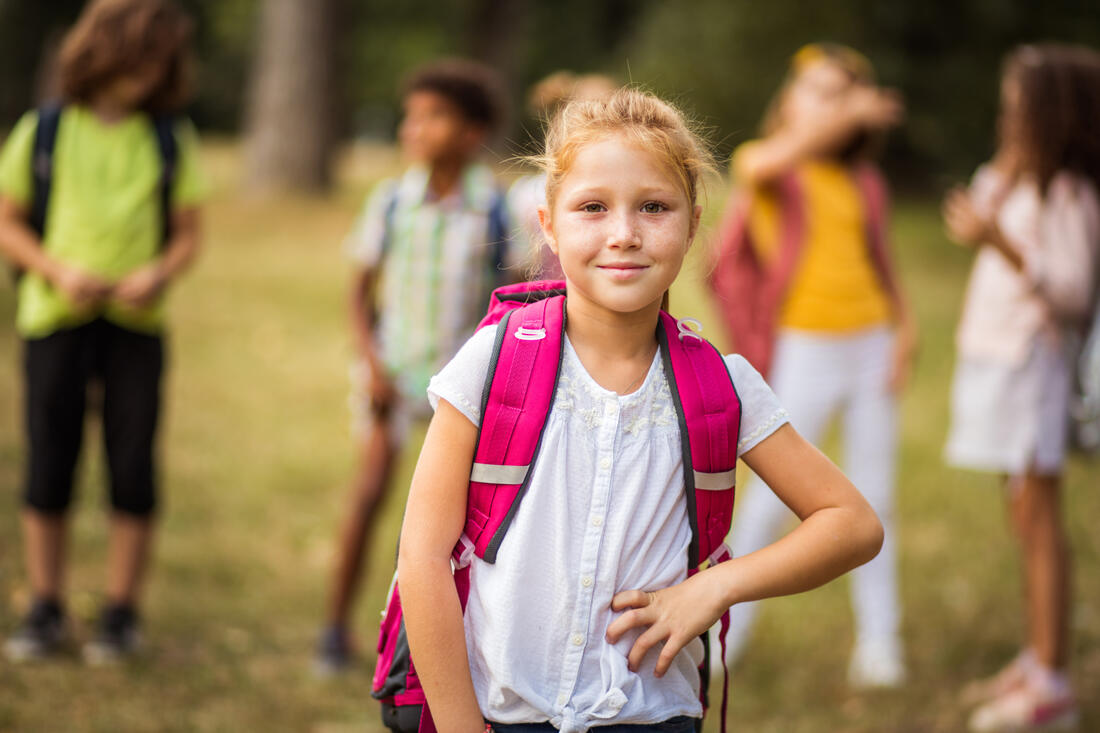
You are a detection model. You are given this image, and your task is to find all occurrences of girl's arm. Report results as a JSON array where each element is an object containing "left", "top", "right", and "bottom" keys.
[
  {"left": 0, "top": 195, "right": 113, "bottom": 306},
  {"left": 397, "top": 399, "right": 484, "bottom": 733},
  {"left": 737, "top": 86, "right": 902, "bottom": 187},
  {"left": 944, "top": 182, "right": 1100, "bottom": 318},
  {"left": 114, "top": 207, "right": 202, "bottom": 308},
  {"left": 607, "top": 423, "right": 882, "bottom": 676},
  {"left": 348, "top": 265, "right": 395, "bottom": 410}
]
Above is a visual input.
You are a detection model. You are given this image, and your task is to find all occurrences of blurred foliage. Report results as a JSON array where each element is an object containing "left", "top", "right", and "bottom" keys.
[{"left": 0, "top": 0, "right": 1097, "bottom": 188}]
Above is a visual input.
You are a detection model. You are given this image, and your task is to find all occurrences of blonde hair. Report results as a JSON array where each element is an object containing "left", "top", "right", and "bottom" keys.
[{"left": 535, "top": 87, "right": 715, "bottom": 209}]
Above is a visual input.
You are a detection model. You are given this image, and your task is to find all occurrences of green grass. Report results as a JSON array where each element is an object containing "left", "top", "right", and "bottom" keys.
[{"left": 0, "top": 143, "right": 1096, "bottom": 732}]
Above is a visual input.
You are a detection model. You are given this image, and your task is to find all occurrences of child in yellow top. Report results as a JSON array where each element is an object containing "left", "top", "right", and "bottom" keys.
[
  {"left": 0, "top": 0, "right": 206, "bottom": 664},
  {"left": 714, "top": 43, "right": 916, "bottom": 687}
]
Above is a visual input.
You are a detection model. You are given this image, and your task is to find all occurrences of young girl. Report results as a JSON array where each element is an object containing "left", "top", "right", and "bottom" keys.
[
  {"left": 397, "top": 88, "right": 883, "bottom": 731},
  {"left": 943, "top": 44, "right": 1100, "bottom": 732},
  {"left": 709, "top": 43, "right": 916, "bottom": 687},
  {"left": 0, "top": 0, "right": 205, "bottom": 664}
]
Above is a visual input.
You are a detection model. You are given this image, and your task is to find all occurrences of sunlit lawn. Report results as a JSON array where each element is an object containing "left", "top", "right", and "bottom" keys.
[{"left": 0, "top": 142, "right": 1096, "bottom": 732}]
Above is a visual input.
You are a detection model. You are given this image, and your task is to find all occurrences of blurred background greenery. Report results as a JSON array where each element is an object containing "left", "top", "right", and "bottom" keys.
[{"left": 2, "top": 0, "right": 1099, "bottom": 188}]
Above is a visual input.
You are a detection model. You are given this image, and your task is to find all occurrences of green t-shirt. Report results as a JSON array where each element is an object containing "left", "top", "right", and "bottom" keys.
[{"left": 0, "top": 106, "right": 207, "bottom": 337}]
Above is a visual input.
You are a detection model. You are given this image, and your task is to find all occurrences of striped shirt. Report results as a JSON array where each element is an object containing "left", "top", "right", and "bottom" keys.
[{"left": 345, "top": 162, "right": 511, "bottom": 404}]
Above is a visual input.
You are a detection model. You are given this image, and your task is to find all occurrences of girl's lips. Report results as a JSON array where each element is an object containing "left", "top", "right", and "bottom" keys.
[{"left": 597, "top": 263, "right": 649, "bottom": 280}]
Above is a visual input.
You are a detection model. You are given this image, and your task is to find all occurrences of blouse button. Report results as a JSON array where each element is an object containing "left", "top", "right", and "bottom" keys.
[
  {"left": 599, "top": 457, "right": 611, "bottom": 470},
  {"left": 571, "top": 633, "right": 584, "bottom": 646},
  {"left": 581, "top": 576, "right": 593, "bottom": 587},
  {"left": 591, "top": 516, "right": 603, "bottom": 527}
]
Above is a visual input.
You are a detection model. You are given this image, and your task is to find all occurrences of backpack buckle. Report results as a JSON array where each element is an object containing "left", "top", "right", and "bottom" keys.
[
  {"left": 676, "top": 317, "right": 704, "bottom": 344},
  {"left": 515, "top": 326, "right": 546, "bottom": 341},
  {"left": 706, "top": 541, "right": 732, "bottom": 567},
  {"left": 452, "top": 533, "right": 476, "bottom": 571}
]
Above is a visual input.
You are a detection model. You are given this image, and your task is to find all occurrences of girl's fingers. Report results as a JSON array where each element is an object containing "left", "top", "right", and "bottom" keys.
[
  {"left": 605, "top": 606, "right": 648, "bottom": 643},
  {"left": 610, "top": 589, "right": 650, "bottom": 612},
  {"left": 627, "top": 623, "right": 668, "bottom": 673}
]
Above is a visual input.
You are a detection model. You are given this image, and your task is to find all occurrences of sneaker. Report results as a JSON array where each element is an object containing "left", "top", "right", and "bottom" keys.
[
  {"left": 968, "top": 682, "right": 1079, "bottom": 732},
  {"left": 3, "top": 598, "right": 68, "bottom": 662},
  {"left": 313, "top": 625, "right": 352, "bottom": 678},
  {"left": 961, "top": 650, "right": 1035, "bottom": 706},
  {"left": 83, "top": 604, "right": 141, "bottom": 666},
  {"left": 848, "top": 637, "right": 907, "bottom": 689}
]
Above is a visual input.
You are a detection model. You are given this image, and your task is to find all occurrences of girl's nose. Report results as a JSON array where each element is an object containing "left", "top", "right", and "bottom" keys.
[{"left": 607, "top": 211, "right": 640, "bottom": 249}]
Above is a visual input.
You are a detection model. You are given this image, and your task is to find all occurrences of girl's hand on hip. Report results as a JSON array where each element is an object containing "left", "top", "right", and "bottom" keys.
[
  {"left": 606, "top": 573, "right": 724, "bottom": 677},
  {"left": 943, "top": 187, "right": 991, "bottom": 247}
]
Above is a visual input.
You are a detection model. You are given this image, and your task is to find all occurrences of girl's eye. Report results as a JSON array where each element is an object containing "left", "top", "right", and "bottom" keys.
[
  {"left": 582, "top": 203, "right": 605, "bottom": 213},
  {"left": 642, "top": 202, "right": 666, "bottom": 214}
]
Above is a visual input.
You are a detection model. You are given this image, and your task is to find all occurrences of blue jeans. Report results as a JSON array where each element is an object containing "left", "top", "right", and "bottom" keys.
[{"left": 490, "top": 717, "right": 698, "bottom": 732}]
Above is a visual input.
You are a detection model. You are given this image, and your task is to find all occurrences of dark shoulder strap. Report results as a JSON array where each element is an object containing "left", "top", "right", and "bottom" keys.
[
  {"left": 487, "top": 188, "right": 509, "bottom": 283},
  {"left": 29, "top": 104, "right": 64, "bottom": 238},
  {"left": 151, "top": 115, "right": 178, "bottom": 247}
]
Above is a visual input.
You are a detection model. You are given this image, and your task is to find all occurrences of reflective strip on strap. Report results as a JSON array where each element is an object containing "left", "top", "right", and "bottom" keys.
[
  {"left": 693, "top": 468, "right": 736, "bottom": 490},
  {"left": 470, "top": 462, "right": 529, "bottom": 485}
]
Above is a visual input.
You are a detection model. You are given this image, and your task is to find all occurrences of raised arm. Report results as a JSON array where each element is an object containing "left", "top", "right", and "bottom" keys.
[
  {"left": 736, "top": 86, "right": 902, "bottom": 188},
  {"left": 607, "top": 424, "right": 882, "bottom": 676},
  {"left": 397, "top": 399, "right": 484, "bottom": 733}
]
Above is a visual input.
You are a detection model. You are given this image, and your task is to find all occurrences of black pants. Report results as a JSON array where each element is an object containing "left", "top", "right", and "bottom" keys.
[{"left": 23, "top": 319, "right": 165, "bottom": 516}]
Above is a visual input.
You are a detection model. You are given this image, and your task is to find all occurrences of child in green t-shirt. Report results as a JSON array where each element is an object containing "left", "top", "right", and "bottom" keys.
[{"left": 0, "top": 0, "right": 206, "bottom": 664}]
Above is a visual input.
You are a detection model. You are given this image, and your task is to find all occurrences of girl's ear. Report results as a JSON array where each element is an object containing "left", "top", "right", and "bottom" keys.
[
  {"left": 537, "top": 204, "right": 558, "bottom": 254},
  {"left": 686, "top": 204, "right": 703, "bottom": 248}
]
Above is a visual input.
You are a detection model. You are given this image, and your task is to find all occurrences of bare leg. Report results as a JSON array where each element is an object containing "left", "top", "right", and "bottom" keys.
[
  {"left": 105, "top": 513, "right": 155, "bottom": 607},
  {"left": 21, "top": 510, "right": 68, "bottom": 601},
  {"left": 1008, "top": 471, "right": 1071, "bottom": 670},
  {"left": 325, "top": 417, "right": 398, "bottom": 628}
]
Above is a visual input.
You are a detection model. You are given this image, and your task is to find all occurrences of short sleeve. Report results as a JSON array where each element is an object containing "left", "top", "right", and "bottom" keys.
[
  {"left": 170, "top": 118, "right": 209, "bottom": 209},
  {"left": 345, "top": 178, "right": 399, "bottom": 268},
  {"left": 0, "top": 110, "right": 39, "bottom": 207},
  {"left": 725, "top": 353, "right": 790, "bottom": 457},
  {"left": 427, "top": 323, "right": 499, "bottom": 425}
]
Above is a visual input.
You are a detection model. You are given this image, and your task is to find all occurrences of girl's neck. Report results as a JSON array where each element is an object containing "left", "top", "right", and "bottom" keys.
[
  {"left": 88, "top": 94, "right": 135, "bottom": 125},
  {"left": 565, "top": 295, "right": 661, "bottom": 395}
]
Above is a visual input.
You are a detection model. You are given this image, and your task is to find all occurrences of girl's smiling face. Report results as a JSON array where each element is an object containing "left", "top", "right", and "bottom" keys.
[{"left": 539, "top": 135, "right": 701, "bottom": 317}]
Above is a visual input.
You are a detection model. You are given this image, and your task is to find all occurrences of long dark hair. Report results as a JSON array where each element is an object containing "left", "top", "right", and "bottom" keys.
[
  {"left": 56, "top": 0, "right": 194, "bottom": 115},
  {"left": 999, "top": 44, "right": 1100, "bottom": 195}
]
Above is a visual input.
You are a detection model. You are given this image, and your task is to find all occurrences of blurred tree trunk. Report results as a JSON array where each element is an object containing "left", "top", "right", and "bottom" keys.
[
  {"left": 243, "top": 0, "right": 337, "bottom": 193},
  {"left": 465, "top": 0, "right": 529, "bottom": 136}
]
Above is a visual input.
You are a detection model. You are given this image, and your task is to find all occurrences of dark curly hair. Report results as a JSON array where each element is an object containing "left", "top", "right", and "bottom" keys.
[{"left": 401, "top": 58, "right": 504, "bottom": 132}]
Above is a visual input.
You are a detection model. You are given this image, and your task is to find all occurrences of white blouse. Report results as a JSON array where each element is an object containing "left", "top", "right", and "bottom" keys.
[{"left": 428, "top": 324, "right": 789, "bottom": 732}]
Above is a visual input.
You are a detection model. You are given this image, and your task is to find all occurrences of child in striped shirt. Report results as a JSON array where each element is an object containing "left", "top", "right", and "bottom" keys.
[{"left": 316, "top": 59, "right": 513, "bottom": 675}]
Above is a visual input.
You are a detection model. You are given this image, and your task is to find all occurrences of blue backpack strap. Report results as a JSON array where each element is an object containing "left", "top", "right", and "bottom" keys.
[
  {"left": 29, "top": 104, "right": 64, "bottom": 239},
  {"left": 378, "top": 183, "right": 401, "bottom": 264},
  {"left": 487, "top": 188, "right": 509, "bottom": 284},
  {"left": 150, "top": 115, "right": 178, "bottom": 248}
]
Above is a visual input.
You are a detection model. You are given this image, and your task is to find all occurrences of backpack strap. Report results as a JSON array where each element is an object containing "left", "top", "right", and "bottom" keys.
[
  {"left": 657, "top": 311, "right": 741, "bottom": 568},
  {"left": 853, "top": 164, "right": 902, "bottom": 306},
  {"left": 459, "top": 294, "right": 566, "bottom": 565},
  {"left": 378, "top": 183, "right": 401, "bottom": 263},
  {"left": 150, "top": 115, "right": 178, "bottom": 248},
  {"left": 29, "top": 104, "right": 64, "bottom": 239},
  {"left": 486, "top": 188, "right": 509, "bottom": 285}
]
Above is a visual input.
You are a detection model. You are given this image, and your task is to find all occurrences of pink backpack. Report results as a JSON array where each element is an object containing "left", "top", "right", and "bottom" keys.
[
  {"left": 707, "top": 164, "right": 900, "bottom": 377},
  {"left": 372, "top": 280, "right": 742, "bottom": 732}
]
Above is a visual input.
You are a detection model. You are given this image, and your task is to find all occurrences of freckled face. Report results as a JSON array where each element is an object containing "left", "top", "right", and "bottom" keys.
[{"left": 539, "top": 135, "right": 700, "bottom": 317}]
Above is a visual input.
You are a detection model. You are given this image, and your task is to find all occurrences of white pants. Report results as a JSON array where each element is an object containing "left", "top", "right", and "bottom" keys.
[{"left": 721, "top": 327, "right": 901, "bottom": 658}]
